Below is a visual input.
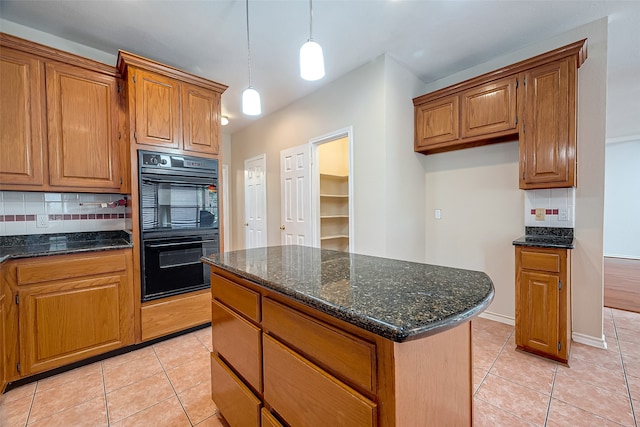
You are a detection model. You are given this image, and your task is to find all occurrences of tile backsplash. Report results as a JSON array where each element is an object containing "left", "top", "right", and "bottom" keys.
[
  {"left": 524, "top": 188, "right": 575, "bottom": 228},
  {"left": 0, "top": 191, "right": 132, "bottom": 236}
]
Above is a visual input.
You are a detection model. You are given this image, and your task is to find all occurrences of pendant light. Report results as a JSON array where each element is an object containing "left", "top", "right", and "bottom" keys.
[
  {"left": 242, "top": 0, "right": 261, "bottom": 115},
  {"left": 300, "top": 0, "right": 325, "bottom": 81}
]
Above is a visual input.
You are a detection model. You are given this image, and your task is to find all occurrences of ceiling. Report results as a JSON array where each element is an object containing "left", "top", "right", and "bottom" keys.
[{"left": 1, "top": 0, "right": 639, "bottom": 138}]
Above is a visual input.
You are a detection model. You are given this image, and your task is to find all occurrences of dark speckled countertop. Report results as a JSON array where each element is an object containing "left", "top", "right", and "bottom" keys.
[
  {"left": 512, "top": 227, "right": 575, "bottom": 249},
  {"left": 0, "top": 230, "right": 133, "bottom": 263},
  {"left": 201, "top": 245, "right": 494, "bottom": 343}
]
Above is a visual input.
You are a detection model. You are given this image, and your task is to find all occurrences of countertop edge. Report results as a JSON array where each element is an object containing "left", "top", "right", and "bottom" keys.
[
  {"left": 1, "top": 242, "right": 133, "bottom": 264},
  {"left": 203, "top": 257, "right": 495, "bottom": 343}
]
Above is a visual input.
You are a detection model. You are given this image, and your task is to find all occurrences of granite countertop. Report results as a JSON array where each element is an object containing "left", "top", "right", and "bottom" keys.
[
  {"left": 0, "top": 230, "right": 133, "bottom": 263},
  {"left": 201, "top": 245, "right": 494, "bottom": 343},
  {"left": 512, "top": 226, "right": 575, "bottom": 249}
]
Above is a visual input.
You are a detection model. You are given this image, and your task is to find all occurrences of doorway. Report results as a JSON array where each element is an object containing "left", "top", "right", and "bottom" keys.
[
  {"left": 244, "top": 154, "right": 267, "bottom": 249},
  {"left": 311, "top": 128, "right": 354, "bottom": 252}
]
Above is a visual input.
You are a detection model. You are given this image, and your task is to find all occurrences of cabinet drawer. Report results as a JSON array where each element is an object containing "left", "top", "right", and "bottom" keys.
[
  {"left": 17, "top": 252, "right": 127, "bottom": 285},
  {"left": 263, "top": 298, "right": 375, "bottom": 394},
  {"left": 212, "top": 300, "right": 262, "bottom": 391},
  {"left": 211, "top": 353, "right": 261, "bottom": 427},
  {"left": 520, "top": 250, "right": 561, "bottom": 273},
  {"left": 211, "top": 273, "right": 260, "bottom": 322},
  {"left": 263, "top": 334, "right": 376, "bottom": 427},
  {"left": 261, "top": 408, "right": 283, "bottom": 427}
]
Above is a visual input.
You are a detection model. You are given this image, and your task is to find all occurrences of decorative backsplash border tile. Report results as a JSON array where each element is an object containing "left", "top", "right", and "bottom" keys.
[{"left": 0, "top": 191, "right": 132, "bottom": 236}]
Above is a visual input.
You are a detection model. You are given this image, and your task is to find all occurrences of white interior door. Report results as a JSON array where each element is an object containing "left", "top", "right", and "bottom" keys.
[
  {"left": 280, "top": 144, "right": 311, "bottom": 246},
  {"left": 244, "top": 154, "right": 267, "bottom": 249}
]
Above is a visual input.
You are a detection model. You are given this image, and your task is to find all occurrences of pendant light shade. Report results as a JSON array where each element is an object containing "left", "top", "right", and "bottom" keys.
[
  {"left": 300, "top": 0, "right": 324, "bottom": 81},
  {"left": 300, "top": 40, "right": 325, "bottom": 81},
  {"left": 242, "top": 86, "right": 262, "bottom": 116},
  {"left": 242, "top": 0, "right": 261, "bottom": 116}
]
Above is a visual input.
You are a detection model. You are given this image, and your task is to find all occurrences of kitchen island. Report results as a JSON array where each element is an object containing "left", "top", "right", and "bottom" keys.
[{"left": 201, "top": 245, "right": 494, "bottom": 426}]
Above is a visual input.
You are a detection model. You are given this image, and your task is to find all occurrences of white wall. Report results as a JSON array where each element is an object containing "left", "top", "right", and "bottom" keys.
[
  {"left": 0, "top": 19, "right": 116, "bottom": 65},
  {"left": 418, "top": 18, "right": 608, "bottom": 344},
  {"left": 229, "top": 55, "right": 426, "bottom": 261},
  {"left": 604, "top": 139, "right": 640, "bottom": 259}
]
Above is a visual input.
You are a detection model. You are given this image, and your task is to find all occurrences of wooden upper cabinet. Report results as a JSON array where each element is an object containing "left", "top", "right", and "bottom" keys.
[
  {"left": 520, "top": 58, "right": 576, "bottom": 189},
  {"left": 117, "top": 50, "right": 227, "bottom": 157},
  {"left": 134, "top": 69, "right": 181, "bottom": 148},
  {"left": 415, "top": 95, "right": 459, "bottom": 150},
  {"left": 182, "top": 83, "right": 221, "bottom": 155},
  {"left": 46, "top": 62, "right": 121, "bottom": 190},
  {"left": 461, "top": 76, "right": 518, "bottom": 139},
  {"left": 414, "top": 39, "right": 586, "bottom": 189},
  {"left": 0, "top": 47, "right": 45, "bottom": 187}
]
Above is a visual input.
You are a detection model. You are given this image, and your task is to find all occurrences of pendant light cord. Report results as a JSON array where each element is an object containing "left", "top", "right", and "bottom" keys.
[
  {"left": 309, "top": 0, "right": 313, "bottom": 40},
  {"left": 246, "top": 0, "right": 253, "bottom": 87}
]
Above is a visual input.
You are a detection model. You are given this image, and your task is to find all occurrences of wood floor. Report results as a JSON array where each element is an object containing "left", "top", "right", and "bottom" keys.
[{"left": 604, "top": 256, "right": 640, "bottom": 313}]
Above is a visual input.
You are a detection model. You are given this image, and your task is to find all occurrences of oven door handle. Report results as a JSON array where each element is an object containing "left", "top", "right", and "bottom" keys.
[{"left": 146, "top": 239, "right": 217, "bottom": 248}]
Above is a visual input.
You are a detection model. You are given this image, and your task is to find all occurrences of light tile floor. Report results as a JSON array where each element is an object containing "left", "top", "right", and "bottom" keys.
[{"left": 0, "top": 308, "right": 638, "bottom": 426}]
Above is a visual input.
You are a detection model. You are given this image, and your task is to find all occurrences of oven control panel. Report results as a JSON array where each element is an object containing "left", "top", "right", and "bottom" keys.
[
  {"left": 140, "top": 151, "right": 217, "bottom": 173},
  {"left": 141, "top": 152, "right": 170, "bottom": 167}
]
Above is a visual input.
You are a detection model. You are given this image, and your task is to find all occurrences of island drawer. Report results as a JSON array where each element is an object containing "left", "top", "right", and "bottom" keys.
[
  {"left": 262, "top": 298, "right": 376, "bottom": 394},
  {"left": 211, "top": 352, "right": 261, "bottom": 427},
  {"left": 211, "top": 273, "right": 261, "bottom": 322},
  {"left": 519, "top": 249, "right": 561, "bottom": 273},
  {"left": 263, "top": 334, "right": 377, "bottom": 427},
  {"left": 212, "top": 300, "right": 262, "bottom": 392}
]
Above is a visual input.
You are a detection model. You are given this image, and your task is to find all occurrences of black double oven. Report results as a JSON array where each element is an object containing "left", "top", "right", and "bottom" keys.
[{"left": 138, "top": 151, "right": 219, "bottom": 302}]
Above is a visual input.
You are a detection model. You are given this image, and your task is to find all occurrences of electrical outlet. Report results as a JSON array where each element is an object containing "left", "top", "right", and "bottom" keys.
[
  {"left": 36, "top": 214, "right": 49, "bottom": 228},
  {"left": 434, "top": 209, "right": 442, "bottom": 220},
  {"left": 558, "top": 208, "right": 568, "bottom": 221}
]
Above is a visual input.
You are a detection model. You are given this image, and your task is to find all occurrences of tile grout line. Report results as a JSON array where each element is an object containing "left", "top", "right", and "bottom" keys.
[
  {"left": 153, "top": 341, "right": 195, "bottom": 426},
  {"left": 611, "top": 311, "right": 639, "bottom": 427},
  {"left": 23, "top": 381, "right": 38, "bottom": 427},
  {"left": 542, "top": 362, "right": 558, "bottom": 427},
  {"left": 100, "top": 361, "right": 110, "bottom": 427}
]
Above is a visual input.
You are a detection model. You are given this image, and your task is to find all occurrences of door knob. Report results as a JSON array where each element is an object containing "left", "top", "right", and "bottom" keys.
[
  {"left": 279, "top": 225, "right": 285, "bottom": 230},
  {"left": 244, "top": 223, "right": 249, "bottom": 227}
]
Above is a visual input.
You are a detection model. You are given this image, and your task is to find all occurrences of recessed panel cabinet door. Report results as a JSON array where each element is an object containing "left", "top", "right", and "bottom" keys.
[
  {"left": 516, "top": 270, "right": 559, "bottom": 357},
  {"left": 182, "top": 83, "right": 220, "bottom": 155},
  {"left": 0, "top": 48, "right": 45, "bottom": 186},
  {"left": 415, "top": 95, "right": 459, "bottom": 150},
  {"left": 520, "top": 58, "right": 576, "bottom": 189},
  {"left": 18, "top": 275, "right": 127, "bottom": 375},
  {"left": 134, "top": 69, "right": 181, "bottom": 148},
  {"left": 461, "top": 76, "right": 518, "bottom": 139},
  {"left": 46, "top": 62, "right": 120, "bottom": 190}
]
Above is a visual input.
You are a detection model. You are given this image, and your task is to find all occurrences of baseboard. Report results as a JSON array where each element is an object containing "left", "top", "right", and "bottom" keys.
[
  {"left": 604, "top": 254, "right": 640, "bottom": 260},
  {"left": 572, "top": 332, "right": 608, "bottom": 350},
  {"left": 478, "top": 311, "right": 515, "bottom": 326}
]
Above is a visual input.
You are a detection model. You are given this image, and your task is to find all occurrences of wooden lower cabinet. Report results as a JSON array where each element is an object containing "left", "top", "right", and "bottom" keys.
[
  {"left": 4, "top": 249, "right": 134, "bottom": 380},
  {"left": 515, "top": 246, "right": 571, "bottom": 363},
  {"left": 209, "top": 268, "right": 473, "bottom": 426},
  {"left": 0, "top": 292, "right": 6, "bottom": 394}
]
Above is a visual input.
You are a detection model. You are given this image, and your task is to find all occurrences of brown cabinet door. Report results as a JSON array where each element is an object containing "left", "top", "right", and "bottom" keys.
[
  {"left": 461, "top": 76, "right": 518, "bottom": 139},
  {"left": 0, "top": 48, "right": 45, "bottom": 187},
  {"left": 16, "top": 251, "right": 133, "bottom": 376},
  {"left": 134, "top": 69, "right": 181, "bottom": 148},
  {"left": 516, "top": 270, "right": 560, "bottom": 358},
  {"left": 520, "top": 58, "right": 576, "bottom": 189},
  {"left": 46, "top": 62, "right": 121, "bottom": 190},
  {"left": 0, "top": 293, "right": 5, "bottom": 393},
  {"left": 415, "top": 95, "right": 459, "bottom": 150},
  {"left": 182, "top": 83, "right": 220, "bottom": 155},
  {"left": 19, "top": 275, "right": 128, "bottom": 375}
]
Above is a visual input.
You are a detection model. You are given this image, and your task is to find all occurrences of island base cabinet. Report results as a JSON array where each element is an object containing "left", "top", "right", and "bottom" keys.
[
  {"left": 263, "top": 334, "right": 377, "bottom": 427},
  {"left": 210, "top": 352, "right": 261, "bottom": 427}
]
